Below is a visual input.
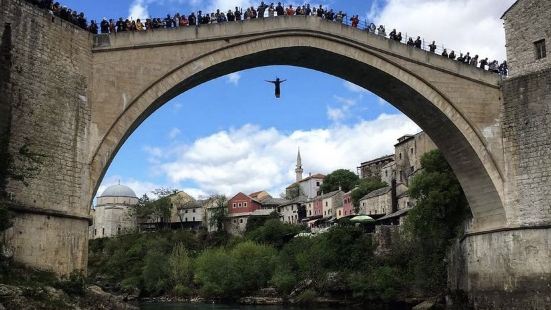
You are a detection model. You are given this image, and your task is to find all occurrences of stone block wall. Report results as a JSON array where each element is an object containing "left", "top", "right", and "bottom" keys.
[
  {"left": 501, "top": 67, "right": 551, "bottom": 226},
  {"left": 503, "top": 0, "right": 551, "bottom": 77},
  {"left": 0, "top": 0, "right": 93, "bottom": 274},
  {"left": 448, "top": 227, "right": 551, "bottom": 309}
]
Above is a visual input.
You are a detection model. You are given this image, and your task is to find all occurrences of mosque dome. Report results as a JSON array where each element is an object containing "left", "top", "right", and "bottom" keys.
[{"left": 99, "top": 184, "right": 137, "bottom": 198}]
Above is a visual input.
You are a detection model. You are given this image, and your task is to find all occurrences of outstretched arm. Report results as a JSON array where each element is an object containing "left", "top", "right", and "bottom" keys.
[
  {"left": 280, "top": 79, "right": 287, "bottom": 83},
  {"left": 265, "top": 80, "right": 276, "bottom": 84}
]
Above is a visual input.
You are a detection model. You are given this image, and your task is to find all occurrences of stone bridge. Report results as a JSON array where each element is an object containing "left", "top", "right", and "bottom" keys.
[{"left": 1, "top": 1, "right": 549, "bottom": 308}]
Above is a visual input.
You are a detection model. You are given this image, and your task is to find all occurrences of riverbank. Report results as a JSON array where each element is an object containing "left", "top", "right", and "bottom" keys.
[{"left": 0, "top": 260, "right": 139, "bottom": 310}]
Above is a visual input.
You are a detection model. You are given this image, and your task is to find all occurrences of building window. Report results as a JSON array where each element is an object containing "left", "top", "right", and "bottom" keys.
[
  {"left": 399, "top": 153, "right": 402, "bottom": 159},
  {"left": 94, "top": 229, "right": 97, "bottom": 236},
  {"left": 185, "top": 210, "right": 188, "bottom": 213},
  {"left": 238, "top": 202, "right": 242, "bottom": 207},
  {"left": 233, "top": 219, "right": 237, "bottom": 223},
  {"left": 410, "top": 147, "right": 414, "bottom": 154},
  {"left": 325, "top": 201, "right": 328, "bottom": 206},
  {"left": 102, "top": 228, "right": 105, "bottom": 236},
  {"left": 338, "top": 210, "right": 341, "bottom": 216},
  {"left": 233, "top": 203, "right": 237, "bottom": 208},
  {"left": 185, "top": 217, "right": 188, "bottom": 222},
  {"left": 193, "top": 209, "right": 195, "bottom": 213},
  {"left": 535, "top": 39, "right": 546, "bottom": 60},
  {"left": 316, "top": 181, "right": 320, "bottom": 186},
  {"left": 239, "top": 219, "right": 243, "bottom": 223},
  {"left": 193, "top": 217, "right": 195, "bottom": 221},
  {"left": 244, "top": 202, "right": 247, "bottom": 207}
]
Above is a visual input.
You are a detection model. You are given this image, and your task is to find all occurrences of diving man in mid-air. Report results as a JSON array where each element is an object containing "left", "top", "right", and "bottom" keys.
[{"left": 265, "top": 77, "right": 286, "bottom": 98}]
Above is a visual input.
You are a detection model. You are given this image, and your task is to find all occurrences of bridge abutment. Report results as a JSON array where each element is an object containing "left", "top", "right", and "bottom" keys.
[
  {"left": 0, "top": 0, "right": 92, "bottom": 275},
  {"left": 448, "top": 226, "right": 551, "bottom": 309},
  {"left": 0, "top": 1, "right": 549, "bottom": 307}
]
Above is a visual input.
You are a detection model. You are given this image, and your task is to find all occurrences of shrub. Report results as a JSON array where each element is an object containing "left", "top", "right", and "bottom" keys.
[
  {"left": 271, "top": 269, "right": 297, "bottom": 296},
  {"left": 168, "top": 243, "right": 193, "bottom": 286},
  {"left": 294, "top": 289, "right": 318, "bottom": 304},
  {"left": 142, "top": 251, "right": 170, "bottom": 295},
  {"left": 172, "top": 284, "right": 192, "bottom": 298},
  {"left": 56, "top": 271, "right": 86, "bottom": 296}
]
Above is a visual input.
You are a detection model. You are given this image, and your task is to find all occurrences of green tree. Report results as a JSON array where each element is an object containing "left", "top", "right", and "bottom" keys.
[
  {"left": 403, "top": 150, "right": 471, "bottom": 293},
  {"left": 350, "top": 177, "right": 387, "bottom": 213},
  {"left": 319, "top": 169, "right": 359, "bottom": 194},
  {"left": 194, "top": 248, "right": 236, "bottom": 297},
  {"left": 246, "top": 218, "right": 302, "bottom": 249},
  {"left": 134, "top": 189, "right": 178, "bottom": 228},
  {"left": 142, "top": 250, "right": 170, "bottom": 295},
  {"left": 208, "top": 195, "right": 228, "bottom": 232},
  {"left": 168, "top": 242, "right": 194, "bottom": 287}
]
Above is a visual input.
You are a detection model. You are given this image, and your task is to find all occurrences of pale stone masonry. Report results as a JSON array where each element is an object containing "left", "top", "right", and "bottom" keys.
[
  {"left": 502, "top": 0, "right": 551, "bottom": 77},
  {"left": 1, "top": 1, "right": 550, "bottom": 306},
  {"left": 0, "top": 1, "right": 93, "bottom": 274}
]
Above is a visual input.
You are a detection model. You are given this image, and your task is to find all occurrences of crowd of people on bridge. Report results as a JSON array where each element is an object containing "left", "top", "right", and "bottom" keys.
[{"left": 25, "top": 0, "right": 508, "bottom": 76}]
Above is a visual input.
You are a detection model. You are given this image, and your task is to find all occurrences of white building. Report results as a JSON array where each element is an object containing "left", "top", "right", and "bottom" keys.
[
  {"left": 89, "top": 184, "right": 138, "bottom": 239},
  {"left": 286, "top": 149, "right": 325, "bottom": 199}
]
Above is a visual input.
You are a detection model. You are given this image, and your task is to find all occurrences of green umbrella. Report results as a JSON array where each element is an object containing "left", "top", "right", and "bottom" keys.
[{"left": 350, "top": 215, "right": 375, "bottom": 223}]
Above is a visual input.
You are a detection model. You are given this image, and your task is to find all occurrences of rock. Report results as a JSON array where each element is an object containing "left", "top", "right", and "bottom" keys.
[
  {"left": 44, "top": 286, "right": 67, "bottom": 300},
  {"left": 413, "top": 300, "right": 436, "bottom": 310},
  {"left": 83, "top": 285, "right": 138, "bottom": 310},
  {"left": 257, "top": 287, "right": 278, "bottom": 297},
  {"left": 239, "top": 296, "right": 284, "bottom": 305},
  {"left": 122, "top": 287, "right": 140, "bottom": 302},
  {"left": 190, "top": 297, "right": 205, "bottom": 303},
  {"left": 0, "top": 284, "right": 22, "bottom": 297},
  {"left": 289, "top": 279, "right": 313, "bottom": 298}
]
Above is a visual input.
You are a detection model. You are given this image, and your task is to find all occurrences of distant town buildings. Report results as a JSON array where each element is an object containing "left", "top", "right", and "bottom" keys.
[{"left": 92, "top": 131, "right": 437, "bottom": 239}]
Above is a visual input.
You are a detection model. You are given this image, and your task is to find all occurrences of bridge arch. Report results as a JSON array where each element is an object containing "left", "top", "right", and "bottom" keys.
[{"left": 89, "top": 16, "right": 506, "bottom": 229}]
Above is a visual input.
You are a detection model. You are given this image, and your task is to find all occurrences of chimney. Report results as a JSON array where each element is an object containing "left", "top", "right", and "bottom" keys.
[{"left": 391, "top": 179, "right": 398, "bottom": 213}]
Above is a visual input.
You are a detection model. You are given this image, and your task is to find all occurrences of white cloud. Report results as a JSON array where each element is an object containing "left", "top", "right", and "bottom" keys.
[
  {"left": 226, "top": 72, "right": 241, "bottom": 86},
  {"left": 326, "top": 95, "right": 360, "bottom": 123},
  {"left": 370, "top": 0, "right": 516, "bottom": 60},
  {"left": 205, "top": 0, "right": 253, "bottom": 12},
  {"left": 149, "top": 114, "right": 419, "bottom": 197},
  {"left": 129, "top": 0, "right": 150, "bottom": 20},
  {"left": 344, "top": 81, "right": 367, "bottom": 93},
  {"left": 168, "top": 128, "right": 182, "bottom": 140},
  {"left": 327, "top": 106, "right": 346, "bottom": 122}
]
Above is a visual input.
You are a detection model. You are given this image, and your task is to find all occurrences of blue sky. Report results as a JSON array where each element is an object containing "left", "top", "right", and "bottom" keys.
[{"left": 58, "top": 0, "right": 514, "bottom": 200}]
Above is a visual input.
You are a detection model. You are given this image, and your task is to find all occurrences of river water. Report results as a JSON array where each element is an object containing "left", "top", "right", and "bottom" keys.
[{"left": 140, "top": 303, "right": 361, "bottom": 310}]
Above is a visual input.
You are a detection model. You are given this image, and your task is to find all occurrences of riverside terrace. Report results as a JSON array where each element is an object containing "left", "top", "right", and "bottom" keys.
[{"left": 24, "top": 0, "right": 508, "bottom": 75}]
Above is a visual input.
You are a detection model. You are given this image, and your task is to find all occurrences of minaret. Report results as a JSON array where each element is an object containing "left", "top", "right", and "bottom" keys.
[{"left": 295, "top": 148, "right": 303, "bottom": 182}]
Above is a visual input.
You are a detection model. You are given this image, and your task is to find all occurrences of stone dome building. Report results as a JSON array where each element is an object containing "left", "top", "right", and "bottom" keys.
[{"left": 89, "top": 183, "right": 139, "bottom": 239}]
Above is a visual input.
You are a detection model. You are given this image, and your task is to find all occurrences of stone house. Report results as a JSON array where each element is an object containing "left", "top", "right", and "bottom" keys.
[
  {"left": 321, "top": 190, "right": 344, "bottom": 218},
  {"left": 502, "top": 0, "right": 550, "bottom": 77},
  {"left": 277, "top": 196, "right": 307, "bottom": 224},
  {"left": 337, "top": 191, "right": 355, "bottom": 219},
  {"left": 394, "top": 132, "right": 436, "bottom": 185},
  {"left": 358, "top": 183, "right": 407, "bottom": 217},
  {"left": 357, "top": 154, "right": 394, "bottom": 180}
]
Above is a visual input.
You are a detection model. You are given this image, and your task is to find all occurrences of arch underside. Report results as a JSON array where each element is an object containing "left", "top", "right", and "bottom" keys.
[{"left": 91, "top": 43, "right": 506, "bottom": 229}]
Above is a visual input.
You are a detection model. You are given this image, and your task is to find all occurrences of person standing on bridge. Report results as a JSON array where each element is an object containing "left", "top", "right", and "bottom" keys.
[
  {"left": 266, "top": 78, "right": 287, "bottom": 98},
  {"left": 276, "top": 3, "right": 285, "bottom": 16},
  {"left": 429, "top": 41, "right": 437, "bottom": 53}
]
